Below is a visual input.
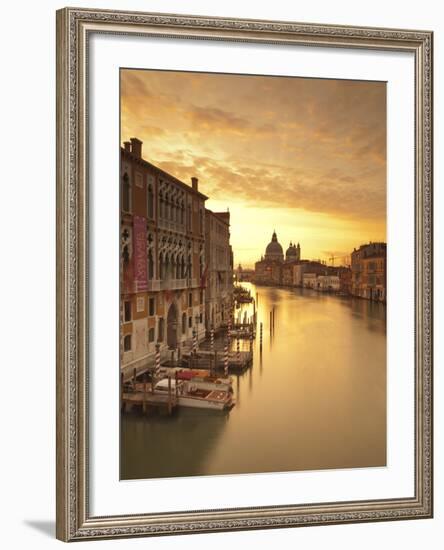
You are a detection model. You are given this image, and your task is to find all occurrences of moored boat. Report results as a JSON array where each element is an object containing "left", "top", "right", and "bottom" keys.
[
  {"left": 154, "top": 377, "right": 234, "bottom": 410},
  {"left": 161, "top": 367, "right": 233, "bottom": 392}
]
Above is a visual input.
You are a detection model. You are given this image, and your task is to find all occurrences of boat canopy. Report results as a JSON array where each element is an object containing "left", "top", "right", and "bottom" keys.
[{"left": 154, "top": 378, "right": 181, "bottom": 390}]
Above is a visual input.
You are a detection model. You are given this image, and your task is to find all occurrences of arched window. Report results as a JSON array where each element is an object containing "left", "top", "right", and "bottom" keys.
[
  {"left": 199, "top": 209, "right": 203, "bottom": 234},
  {"left": 180, "top": 201, "right": 184, "bottom": 224},
  {"left": 159, "top": 253, "right": 164, "bottom": 280},
  {"left": 171, "top": 197, "right": 176, "bottom": 222},
  {"left": 159, "top": 191, "right": 164, "bottom": 218},
  {"left": 122, "top": 244, "right": 129, "bottom": 265},
  {"left": 165, "top": 193, "right": 170, "bottom": 220},
  {"left": 122, "top": 173, "right": 130, "bottom": 212},
  {"left": 176, "top": 257, "right": 181, "bottom": 279},
  {"left": 164, "top": 254, "right": 170, "bottom": 280},
  {"left": 148, "top": 250, "right": 154, "bottom": 279},
  {"left": 147, "top": 184, "right": 154, "bottom": 219},
  {"left": 182, "top": 313, "right": 187, "bottom": 334},
  {"left": 187, "top": 205, "right": 191, "bottom": 230},
  {"left": 181, "top": 257, "right": 185, "bottom": 278}
]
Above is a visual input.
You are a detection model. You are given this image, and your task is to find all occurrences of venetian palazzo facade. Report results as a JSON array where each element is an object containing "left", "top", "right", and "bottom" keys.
[
  {"left": 204, "top": 210, "right": 234, "bottom": 331},
  {"left": 254, "top": 231, "right": 301, "bottom": 285},
  {"left": 120, "top": 138, "right": 232, "bottom": 376},
  {"left": 351, "top": 242, "right": 387, "bottom": 302}
]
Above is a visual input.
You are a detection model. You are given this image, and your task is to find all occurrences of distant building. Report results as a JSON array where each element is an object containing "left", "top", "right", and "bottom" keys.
[
  {"left": 235, "top": 264, "right": 255, "bottom": 282},
  {"left": 254, "top": 231, "right": 301, "bottom": 285},
  {"left": 205, "top": 210, "right": 234, "bottom": 331},
  {"left": 302, "top": 273, "right": 317, "bottom": 289},
  {"left": 317, "top": 275, "right": 340, "bottom": 292},
  {"left": 293, "top": 260, "right": 329, "bottom": 287},
  {"left": 338, "top": 266, "right": 352, "bottom": 295},
  {"left": 351, "top": 242, "right": 386, "bottom": 301}
]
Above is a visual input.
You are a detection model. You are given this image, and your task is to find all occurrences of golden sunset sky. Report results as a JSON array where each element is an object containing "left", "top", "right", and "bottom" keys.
[{"left": 121, "top": 69, "right": 386, "bottom": 268}]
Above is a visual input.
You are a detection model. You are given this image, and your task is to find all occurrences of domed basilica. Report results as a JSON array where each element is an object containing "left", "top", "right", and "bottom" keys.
[{"left": 255, "top": 231, "right": 301, "bottom": 285}]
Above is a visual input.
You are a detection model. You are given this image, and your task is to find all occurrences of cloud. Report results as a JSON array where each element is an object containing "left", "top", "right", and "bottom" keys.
[
  {"left": 153, "top": 150, "right": 385, "bottom": 221},
  {"left": 121, "top": 69, "right": 386, "bottom": 224}
]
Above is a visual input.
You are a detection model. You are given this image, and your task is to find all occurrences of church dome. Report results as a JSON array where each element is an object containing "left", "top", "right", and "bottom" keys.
[
  {"left": 265, "top": 231, "right": 284, "bottom": 261},
  {"left": 286, "top": 242, "right": 297, "bottom": 258}
]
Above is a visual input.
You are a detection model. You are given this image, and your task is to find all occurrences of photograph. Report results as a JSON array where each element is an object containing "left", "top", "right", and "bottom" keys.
[{"left": 119, "top": 69, "right": 387, "bottom": 480}]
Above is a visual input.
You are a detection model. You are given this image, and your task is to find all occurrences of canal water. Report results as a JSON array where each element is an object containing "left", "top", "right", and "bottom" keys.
[{"left": 121, "top": 283, "right": 386, "bottom": 480}]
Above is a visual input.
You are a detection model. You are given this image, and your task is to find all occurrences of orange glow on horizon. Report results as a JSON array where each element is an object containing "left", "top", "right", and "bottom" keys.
[{"left": 121, "top": 69, "right": 386, "bottom": 266}]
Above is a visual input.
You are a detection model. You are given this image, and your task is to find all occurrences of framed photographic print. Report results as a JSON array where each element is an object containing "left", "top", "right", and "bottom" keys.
[{"left": 56, "top": 7, "right": 433, "bottom": 542}]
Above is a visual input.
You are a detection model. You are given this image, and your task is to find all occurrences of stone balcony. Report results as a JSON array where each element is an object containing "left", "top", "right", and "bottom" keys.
[
  {"left": 160, "top": 278, "right": 189, "bottom": 290},
  {"left": 147, "top": 279, "right": 161, "bottom": 291}
]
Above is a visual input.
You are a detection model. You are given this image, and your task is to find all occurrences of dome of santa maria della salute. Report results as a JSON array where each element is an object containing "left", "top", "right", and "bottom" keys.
[{"left": 264, "top": 231, "right": 284, "bottom": 261}]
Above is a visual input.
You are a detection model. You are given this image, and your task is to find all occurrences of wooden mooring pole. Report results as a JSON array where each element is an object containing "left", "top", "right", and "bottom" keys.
[
  {"left": 143, "top": 381, "right": 148, "bottom": 414},
  {"left": 167, "top": 376, "right": 172, "bottom": 415},
  {"left": 224, "top": 339, "right": 229, "bottom": 377},
  {"left": 155, "top": 343, "right": 160, "bottom": 378},
  {"left": 120, "top": 372, "right": 124, "bottom": 409}
]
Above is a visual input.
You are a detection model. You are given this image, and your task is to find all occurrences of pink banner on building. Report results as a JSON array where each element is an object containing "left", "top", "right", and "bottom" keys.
[{"left": 133, "top": 215, "right": 148, "bottom": 292}]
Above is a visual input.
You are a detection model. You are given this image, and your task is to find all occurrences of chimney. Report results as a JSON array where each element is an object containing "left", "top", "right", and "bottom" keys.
[
  {"left": 130, "top": 137, "right": 142, "bottom": 158},
  {"left": 123, "top": 141, "right": 131, "bottom": 152},
  {"left": 191, "top": 177, "right": 198, "bottom": 191}
]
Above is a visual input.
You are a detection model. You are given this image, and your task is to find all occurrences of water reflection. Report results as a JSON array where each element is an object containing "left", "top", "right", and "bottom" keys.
[{"left": 121, "top": 283, "right": 386, "bottom": 479}]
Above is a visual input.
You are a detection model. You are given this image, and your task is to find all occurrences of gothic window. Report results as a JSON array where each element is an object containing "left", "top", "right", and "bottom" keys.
[
  {"left": 164, "top": 254, "right": 170, "bottom": 280},
  {"left": 170, "top": 201, "right": 174, "bottom": 222},
  {"left": 159, "top": 253, "right": 164, "bottom": 280},
  {"left": 122, "top": 173, "right": 130, "bottom": 212},
  {"left": 159, "top": 191, "right": 164, "bottom": 218},
  {"left": 148, "top": 250, "right": 154, "bottom": 279},
  {"left": 122, "top": 244, "right": 130, "bottom": 265},
  {"left": 147, "top": 184, "right": 154, "bottom": 219},
  {"left": 181, "top": 257, "right": 185, "bottom": 278},
  {"left": 199, "top": 209, "right": 203, "bottom": 234},
  {"left": 176, "top": 257, "right": 181, "bottom": 279},
  {"left": 166, "top": 193, "right": 170, "bottom": 219}
]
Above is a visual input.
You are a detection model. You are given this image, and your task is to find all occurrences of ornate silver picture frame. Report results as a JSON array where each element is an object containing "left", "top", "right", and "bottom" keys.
[{"left": 56, "top": 7, "right": 433, "bottom": 541}]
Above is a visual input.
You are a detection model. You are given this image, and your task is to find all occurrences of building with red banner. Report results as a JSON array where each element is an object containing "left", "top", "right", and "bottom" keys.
[{"left": 120, "top": 138, "right": 216, "bottom": 377}]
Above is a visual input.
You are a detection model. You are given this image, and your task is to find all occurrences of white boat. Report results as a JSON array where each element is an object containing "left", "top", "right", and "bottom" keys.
[{"left": 154, "top": 378, "right": 234, "bottom": 411}]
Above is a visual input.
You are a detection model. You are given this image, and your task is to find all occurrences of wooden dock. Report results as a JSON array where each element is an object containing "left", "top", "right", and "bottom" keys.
[
  {"left": 182, "top": 349, "right": 252, "bottom": 371},
  {"left": 122, "top": 386, "right": 178, "bottom": 415},
  {"left": 229, "top": 328, "right": 255, "bottom": 339}
]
